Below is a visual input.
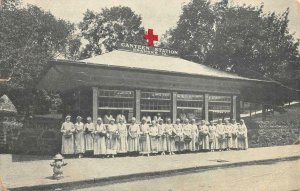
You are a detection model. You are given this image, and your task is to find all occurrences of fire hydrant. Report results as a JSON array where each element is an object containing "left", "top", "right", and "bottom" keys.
[{"left": 50, "top": 154, "right": 67, "bottom": 180}]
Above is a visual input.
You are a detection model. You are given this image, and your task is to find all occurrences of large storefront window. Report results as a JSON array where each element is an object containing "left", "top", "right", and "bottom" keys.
[
  {"left": 177, "top": 93, "right": 203, "bottom": 121},
  {"left": 98, "top": 89, "right": 134, "bottom": 121},
  {"left": 208, "top": 95, "right": 231, "bottom": 121},
  {"left": 141, "top": 91, "right": 171, "bottom": 121}
]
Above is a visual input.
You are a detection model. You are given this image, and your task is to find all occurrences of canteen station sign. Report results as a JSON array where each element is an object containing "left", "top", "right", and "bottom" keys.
[{"left": 118, "top": 42, "right": 179, "bottom": 57}]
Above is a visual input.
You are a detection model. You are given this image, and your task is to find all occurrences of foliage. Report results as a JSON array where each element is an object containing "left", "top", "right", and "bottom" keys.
[
  {"left": 79, "top": 6, "right": 145, "bottom": 58},
  {"left": 165, "top": 0, "right": 299, "bottom": 94},
  {"left": 166, "top": 0, "right": 215, "bottom": 63},
  {"left": 2, "top": 120, "right": 23, "bottom": 129},
  {"left": 0, "top": 0, "right": 77, "bottom": 114}
]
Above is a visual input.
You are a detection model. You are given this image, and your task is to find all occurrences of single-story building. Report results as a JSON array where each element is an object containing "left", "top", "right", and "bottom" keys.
[{"left": 37, "top": 43, "right": 278, "bottom": 123}]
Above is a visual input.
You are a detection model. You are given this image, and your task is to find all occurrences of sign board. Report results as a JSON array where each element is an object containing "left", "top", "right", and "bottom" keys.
[{"left": 117, "top": 42, "right": 179, "bottom": 57}]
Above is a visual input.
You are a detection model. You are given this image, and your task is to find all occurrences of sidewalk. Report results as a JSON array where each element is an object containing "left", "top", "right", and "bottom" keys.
[{"left": 1, "top": 145, "right": 300, "bottom": 191}]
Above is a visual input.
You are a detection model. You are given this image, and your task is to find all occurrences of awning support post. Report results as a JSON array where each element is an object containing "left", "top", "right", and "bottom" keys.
[
  {"left": 172, "top": 92, "right": 177, "bottom": 123},
  {"left": 204, "top": 93, "right": 209, "bottom": 122},
  {"left": 135, "top": 90, "right": 141, "bottom": 122},
  {"left": 232, "top": 95, "right": 237, "bottom": 121},
  {"left": 92, "top": 87, "right": 98, "bottom": 123}
]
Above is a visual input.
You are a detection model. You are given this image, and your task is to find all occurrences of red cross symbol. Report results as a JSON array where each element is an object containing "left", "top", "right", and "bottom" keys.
[{"left": 144, "top": 29, "right": 158, "bottom": 46}]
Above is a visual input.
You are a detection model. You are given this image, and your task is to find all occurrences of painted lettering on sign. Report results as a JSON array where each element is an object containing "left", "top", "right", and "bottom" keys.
[{"left": 118, "top": 42, "right": 179, "bottom": 57}]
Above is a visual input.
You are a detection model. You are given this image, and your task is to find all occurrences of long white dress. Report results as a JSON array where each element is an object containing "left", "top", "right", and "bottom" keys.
[
  {"left": 238, "top": 124, "right": 248, "bottom": 149},
  {"left": 165, "top": 123, "right": 175, "bottom": 153},
  {"left": 191, "top": 124, "right": 198, "bottom": 151},
  {"left": 173, "top": 124, "right": 184, "bottom": 152},
  {"left": 225, "top": 124, "right": 233, "bottom": 149},
  {"left": 84, "top": 122, "right": 95, "bottom": 151},
  {"left": 74, "top": 122, "right": 85, "bottom": 154},
  {"left": 106, "top": 124, "right": 117, "bottom": 155},
  {"left": 231, "top": 123, "right": 239, "bottom": 149},
  {"left": 199, "top": 125, "right": 210, "bottom": 150},
  {"left": 61, "top": 122, "right": 75, "bottom": 155},
  {"left": 128, "top": 124, "right": 140, "bottom": 152},
  {"left": 93, "top": 123, "right": 107, "bottom": 155},
  {"left": 139, "top": 123, "right": 151, "bottom": 154},
  {"left": 149, "top": 125, "right": 159, "bottom": 153},
  {"left": 183, "top": 124, "right": 192, "bottom": 151},
  {"left": 209, "top": 125, "right": 218, "bottom": 150},
  {"left": 116, "top": 123, "right": 128, "bottom": 153},
  {"left": 157, "top": 124, "right": 167, "bottom": 152},
  {"left": 216, "top": 123, "right": 226, "bottom": 150}
]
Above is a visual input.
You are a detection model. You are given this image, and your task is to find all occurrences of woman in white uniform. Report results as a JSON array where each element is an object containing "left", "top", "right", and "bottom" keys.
[
  {"left": 238, "top": 119, "right": 248, "bottom": 150},
  {"left": 106, "top": 118, "right": 117, "bottom": 158},
  {"left": 93, "top": 117, "right": 107, "bottom": 157},
  {"left": 128, "top": 117, "right": 140, "bottom": 154},
  {"left": 198, "top": 120, "right": 209, "bottom": 151},
  {"left": 208, "top": 121, "right": 218, "bottom": 152},
  {"left": 231, "top": 119, "right": 239, "bottom": 150},
  {"left": 74, "top": 116, "right": 85, "bottom": 158},
  {"left": 157, "top": 118, "right": 167, "bottom": 155},
  {"left": 173, "top": 119, "right": 184, "bottom": 152},
  {"left": 84, "top": 117, "right": 95, "bottom": 155},
  {"left": 61, "top": 115, "right": 75, "bottom": 156},
  {"left": 165, "top": 118, "right": 175, "bottom": 155},
  {"left": 149, "top": 120, "right": 159, "bottom": 154},
  {"left": 116, "top": 118, "right": 128, "bottom": 154},
  {"left": 224, "top": 119, "right": 232, "bottom": 150},
  {"left": 182, "top": 118, "right": 192, "bottom": 152},
  {"left": 216, "top": 119, "right": 226, "bottom": 151},
  {"left": 190, "top": 119, "right": 199, "bottom": 152},
  {"left": 139, "top": 117, "right": 151, "bottom": 157}
]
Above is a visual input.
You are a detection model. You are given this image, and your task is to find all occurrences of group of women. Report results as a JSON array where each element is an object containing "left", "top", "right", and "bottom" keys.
[{"left": 60, "top": 115, "right": 248, "bottom": 158}]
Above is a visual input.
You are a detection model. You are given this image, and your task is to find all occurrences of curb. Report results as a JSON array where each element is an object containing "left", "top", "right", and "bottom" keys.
[{"left": 10, "top": 155, "right": 300, "bottom": 191}]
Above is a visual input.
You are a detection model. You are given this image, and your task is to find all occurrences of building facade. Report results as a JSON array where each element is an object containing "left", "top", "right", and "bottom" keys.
[{"left": 37, "top": 47, "right": 275, "bottom": 123}]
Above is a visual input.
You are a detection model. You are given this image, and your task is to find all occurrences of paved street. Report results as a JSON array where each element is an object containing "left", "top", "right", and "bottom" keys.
[
  {"left": 1, "top": 145, "right": 299, "bottom": 190},
  {"left": 80, "top": 160, "right": 300, "bottom": 191}
]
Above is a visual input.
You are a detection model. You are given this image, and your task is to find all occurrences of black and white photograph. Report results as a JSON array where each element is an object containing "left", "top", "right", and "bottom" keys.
[{"left": 0, "top": 0, "right": 300, "bottom": 190}]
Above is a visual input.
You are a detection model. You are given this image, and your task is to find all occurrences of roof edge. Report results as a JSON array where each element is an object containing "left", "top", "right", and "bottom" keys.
[{"left": 48, "top": 59, "right": 275, "bottom": 84}]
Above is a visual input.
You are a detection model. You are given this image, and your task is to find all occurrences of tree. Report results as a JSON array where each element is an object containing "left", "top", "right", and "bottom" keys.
[
  {"left": 207, "top": 3, "right": 299, "bottom": 82},
  {"left": 166, "top": 0, "right": 215, "bottom": 63},
  {"left": 0, "top": 0, "right": 79, "bottom": 114},
  {"left": 79, "top": 6, "right": 145, "bottom": 58},
  {"left": 164, "top": 0, "right": 299, "bottom": 103}
]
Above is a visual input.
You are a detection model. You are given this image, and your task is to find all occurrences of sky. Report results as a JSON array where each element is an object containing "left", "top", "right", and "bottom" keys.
[{"left": 22, "top": 0, "right": 300, "bottom": 40}]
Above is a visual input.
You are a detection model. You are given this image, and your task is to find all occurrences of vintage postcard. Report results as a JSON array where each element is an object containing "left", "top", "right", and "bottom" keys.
[{"left": 0, "top": 0, "right": 300, "bottom": 190}]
